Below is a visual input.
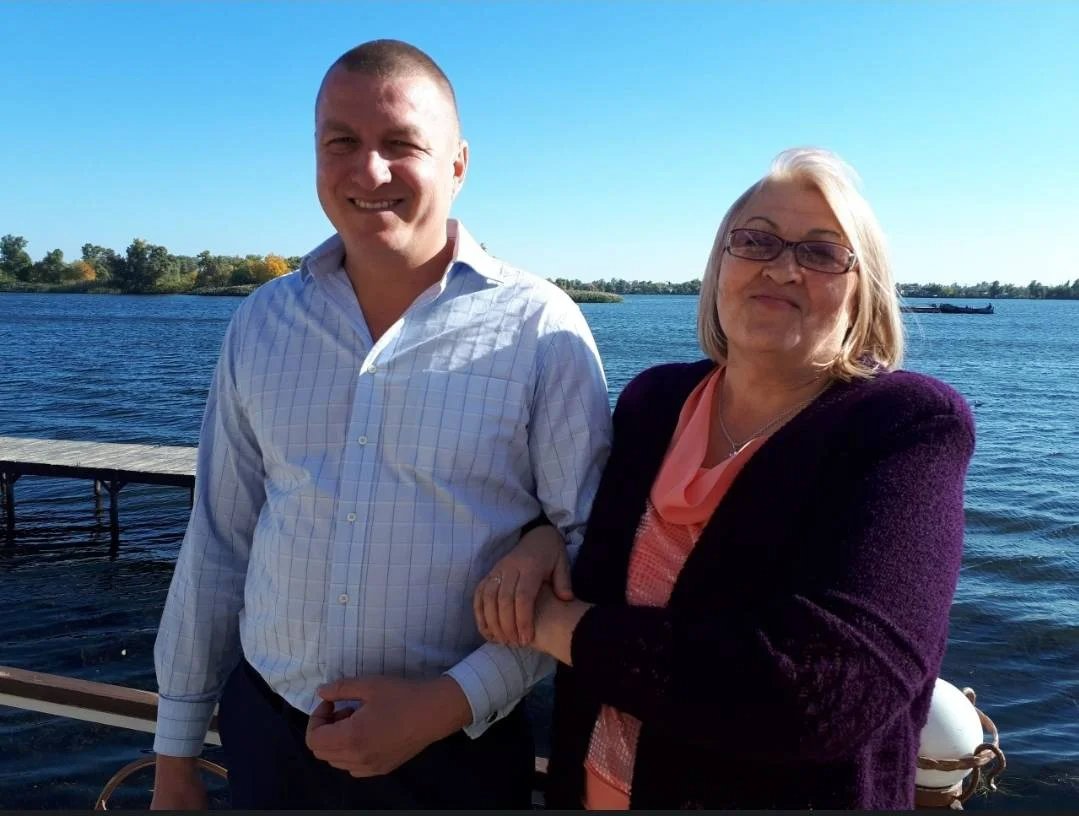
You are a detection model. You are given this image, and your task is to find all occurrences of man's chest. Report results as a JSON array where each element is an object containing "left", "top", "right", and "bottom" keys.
[{"left": 236, "top": 303, "right": 536, "bottom": 490}]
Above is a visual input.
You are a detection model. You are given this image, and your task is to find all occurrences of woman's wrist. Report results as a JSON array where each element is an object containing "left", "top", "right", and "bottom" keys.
[{"left": 534, "top": 594, "right": 593, "bottom": 666}]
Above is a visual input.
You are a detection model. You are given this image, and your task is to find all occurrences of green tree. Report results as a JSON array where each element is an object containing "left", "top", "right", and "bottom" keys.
[
  {"left": 1, "top": 234, "right": 33, "bottom": 281},
  {"left": 155, "top": 253, "right": 195, "bottom": 290},
  {"left": 30, "top": 248, "right": 67, "bottom": 284},
  {"left": 195, "top": 251, "right": 233, "bottom": 288},
  {"left": 119, "top": 239, "right": 171, "bottom": 291},
  {"left": 228, "top": 254, "right": 281, "bottom": 285}
]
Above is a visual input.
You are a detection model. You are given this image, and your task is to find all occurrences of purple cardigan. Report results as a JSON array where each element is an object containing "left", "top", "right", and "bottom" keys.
[{"left": 544, "top": 360, "right": 975, "bottom": 810}]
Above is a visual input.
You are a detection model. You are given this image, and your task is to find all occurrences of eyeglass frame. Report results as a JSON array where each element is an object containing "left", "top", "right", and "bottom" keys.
[{"left": 724, "top": 227, "right": 857, "bottom": 275}]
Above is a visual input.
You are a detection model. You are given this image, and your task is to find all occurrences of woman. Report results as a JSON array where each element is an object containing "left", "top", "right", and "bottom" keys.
[{"left": 474, "top": 147, "right": 975, "bottom": 809}]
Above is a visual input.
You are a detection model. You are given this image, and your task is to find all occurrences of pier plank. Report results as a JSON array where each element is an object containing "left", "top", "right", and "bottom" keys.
[
  {"left": 0, "top": 436, "right": 197, "bottom": 542},
  {"left": 0, "top": 436, "right": 196, "bottom": 485}
]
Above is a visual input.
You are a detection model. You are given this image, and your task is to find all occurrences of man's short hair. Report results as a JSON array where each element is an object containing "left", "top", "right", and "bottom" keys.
[{"left": 318, "top": 39, "right": 459, "bottom": 129}]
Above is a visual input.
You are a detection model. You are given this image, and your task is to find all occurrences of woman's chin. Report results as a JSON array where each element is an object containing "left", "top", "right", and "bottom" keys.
[{"left": 727, "top": 332, "right": 804, "bottom": 360}]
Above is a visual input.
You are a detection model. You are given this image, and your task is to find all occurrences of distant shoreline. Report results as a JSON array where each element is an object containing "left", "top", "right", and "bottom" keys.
[
  {"left": 0, "top": 282, "right": 629, "bottom": 303},
  {"left": 0, "top": 281, "right": 630, "bottom": 302},
  {"left": 2, "top": 282, "right": 1077, "bottom": 303}
]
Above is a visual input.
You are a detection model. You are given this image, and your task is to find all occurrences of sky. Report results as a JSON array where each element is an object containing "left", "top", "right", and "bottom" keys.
[{"left": 2, "top": 1, "right": 1076, "bottom": 286}]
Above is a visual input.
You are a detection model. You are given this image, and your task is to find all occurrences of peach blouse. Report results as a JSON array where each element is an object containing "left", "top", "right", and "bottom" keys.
[{"left": 582, "top": 366, "right": 766, "bottom": 809}]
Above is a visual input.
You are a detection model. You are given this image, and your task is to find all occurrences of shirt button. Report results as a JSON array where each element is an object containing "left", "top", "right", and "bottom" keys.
[
  {"left": 338, "top": 593, "right": 349, "bottom": 605},
  {"left": 357, "top": 435, "right": 368, "bottom": 445},
  {"left": 366, "top": 364, "right": 378, "bottom": 374},
  {"left": 346, "top": 513, "right": 357, "bottom": 522}
]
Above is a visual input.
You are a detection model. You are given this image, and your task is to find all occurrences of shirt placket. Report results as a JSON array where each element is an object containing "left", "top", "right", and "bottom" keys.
[
  {"left": 325, "top": 325, "right": 402, "bottom": 671},
  {"left": 323, "top": 272, "right": 454, "bottom": 674}
]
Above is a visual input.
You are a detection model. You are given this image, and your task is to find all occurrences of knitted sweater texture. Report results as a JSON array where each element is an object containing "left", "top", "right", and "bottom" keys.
[{"left": 544, "top": 360, "right": 975, "bottom": 810}]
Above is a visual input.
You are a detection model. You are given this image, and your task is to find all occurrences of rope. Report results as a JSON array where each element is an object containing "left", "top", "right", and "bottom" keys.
[
  {"left": 915, "top": 687, "right": 1006, "bottom": 809},
  {"left": 94, "top": 756, "right": 227, "bottom": 811}
]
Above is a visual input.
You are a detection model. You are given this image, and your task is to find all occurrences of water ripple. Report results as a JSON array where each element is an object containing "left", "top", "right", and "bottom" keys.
[{"left": 0, "top": 293, "right": 1076, "bottom": 809}]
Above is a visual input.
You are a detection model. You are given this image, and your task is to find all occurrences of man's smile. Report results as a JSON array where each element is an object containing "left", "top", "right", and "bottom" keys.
[{"left": 348, "top": 197, "right": 404, "bottom": 211}]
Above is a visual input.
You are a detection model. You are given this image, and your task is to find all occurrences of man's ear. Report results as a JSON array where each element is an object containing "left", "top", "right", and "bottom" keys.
[{"left": 452, "top": 139, "right": 469, "bottom": 198}]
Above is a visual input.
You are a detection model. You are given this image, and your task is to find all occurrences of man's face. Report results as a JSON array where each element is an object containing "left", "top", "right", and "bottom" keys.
[{"left": 315, "top": 68, "right": 467, "bottom": 265}]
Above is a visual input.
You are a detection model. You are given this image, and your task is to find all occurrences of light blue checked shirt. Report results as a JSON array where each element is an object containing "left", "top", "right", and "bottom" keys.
[{"left": 153, "top": 221, "right": 611, "bottom": 756}]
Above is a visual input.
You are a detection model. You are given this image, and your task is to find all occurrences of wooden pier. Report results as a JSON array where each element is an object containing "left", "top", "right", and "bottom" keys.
[{"left": 0, "top": 436, "right": 196, "bottom": 547}]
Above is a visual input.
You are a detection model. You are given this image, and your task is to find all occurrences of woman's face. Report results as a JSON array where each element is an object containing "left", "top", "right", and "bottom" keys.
[{"left": 716, "top": 179, "right": 859, "bottom": 370}]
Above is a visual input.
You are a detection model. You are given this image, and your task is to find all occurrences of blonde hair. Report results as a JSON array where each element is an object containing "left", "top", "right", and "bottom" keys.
[{"left": 697, "top": 147, "right": 904, "bottom": 381}]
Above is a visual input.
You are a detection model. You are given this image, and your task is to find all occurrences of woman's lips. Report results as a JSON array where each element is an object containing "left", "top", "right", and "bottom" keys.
[{"left": 750, "top": 294, "right": 799, "bottom": 310}]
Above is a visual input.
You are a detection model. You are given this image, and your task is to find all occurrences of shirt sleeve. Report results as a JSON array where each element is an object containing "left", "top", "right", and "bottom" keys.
[
  {"left": 446, "top": 293, "right": 613, "bottom": 737},
  {"left": 153, "top": 308, "right": 266, "bottom": 756}
]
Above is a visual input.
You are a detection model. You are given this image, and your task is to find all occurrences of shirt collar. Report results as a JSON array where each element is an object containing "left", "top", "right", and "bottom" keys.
[
  {"left": 447, "top": 219, "right": 504, "bottom": 282},
  {"left": 299, "top": 219, "right": 503, "bottom": 284}
]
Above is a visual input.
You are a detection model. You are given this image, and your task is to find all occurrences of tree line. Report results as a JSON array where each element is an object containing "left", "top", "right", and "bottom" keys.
[
  {"left": 3, "top": 234, "right": 1077, "bottom": 299},
  {"left": 0, "top": 234, "right": 301, "bottom": 293},
  {"left": 550, "top": 278, "right": 1079, "bottom": 299},
  {"left": 897, "top": 281, "right": 1079, "bottom": 300},
  {"left": 560, "top": 278, "right": 1079, "bottom": 299},
  {"left": 550, "top": 278, "right": 702, "bottom": 295}
]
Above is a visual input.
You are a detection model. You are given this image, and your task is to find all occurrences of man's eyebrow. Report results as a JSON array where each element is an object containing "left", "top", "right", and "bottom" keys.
[
  {"left": 385, "top": 126, "right": 427, "bottom": 143},
  {"left": 744, "top": 216, "right": 843, "bottom": 240},
  {"left": 317, "top": 118, "right": 354, "bottom": 133},
  {"left": 316, "top": 120, "right": 428, "bottom": 145}
]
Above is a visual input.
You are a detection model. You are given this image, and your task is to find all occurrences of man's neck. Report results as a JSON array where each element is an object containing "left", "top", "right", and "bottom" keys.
[{"left": 342, "top": 238, "right": 455, "bottom": 342}]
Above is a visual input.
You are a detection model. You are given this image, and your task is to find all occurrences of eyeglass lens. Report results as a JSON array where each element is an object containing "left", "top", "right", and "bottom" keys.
[{"left": 729, "top": 228, "right": 852, "bottom": 274}]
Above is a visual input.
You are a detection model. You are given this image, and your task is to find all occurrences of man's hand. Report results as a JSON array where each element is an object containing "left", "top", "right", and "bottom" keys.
[
  {"left": 474, "top": 524, "right": 573, "bottom": 646},
  {"left": 150, "top": 754, "right": 208, "bottom": 811},
  {"left": 305, "top": 675, "right": 472, "bottom": 778}
]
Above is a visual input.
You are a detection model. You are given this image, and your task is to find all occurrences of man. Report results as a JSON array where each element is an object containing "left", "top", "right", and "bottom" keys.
[{"left": 150, "top": 39, "right": 611, "bottom": 809}]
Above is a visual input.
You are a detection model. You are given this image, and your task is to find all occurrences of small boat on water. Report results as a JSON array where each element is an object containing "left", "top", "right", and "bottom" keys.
[
  {"left": 939, "top": 302, "right": 994, "bottom": 314},
  {"left": 901, "top": 303, "right": 994, "bottom": 315}
]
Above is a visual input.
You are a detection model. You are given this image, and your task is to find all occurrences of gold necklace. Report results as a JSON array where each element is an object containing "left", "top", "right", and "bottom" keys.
[{"left": 717, "top": 385, "right": 824, "bottom": 458}]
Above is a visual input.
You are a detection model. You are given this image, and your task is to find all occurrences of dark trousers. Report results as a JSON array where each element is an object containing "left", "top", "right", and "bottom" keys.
[{"left": 217, "top": 658, "right": 535, "bottom": 809}]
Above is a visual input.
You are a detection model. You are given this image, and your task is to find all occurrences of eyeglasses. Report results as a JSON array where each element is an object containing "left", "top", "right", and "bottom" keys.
[{"left": 725, "top": 228, "right": 857, "bottom": 275}]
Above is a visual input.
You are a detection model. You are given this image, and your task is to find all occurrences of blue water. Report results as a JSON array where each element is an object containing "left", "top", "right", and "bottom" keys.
[{"left": 0, "top": 292, "right": 1076, "bottom": 809}]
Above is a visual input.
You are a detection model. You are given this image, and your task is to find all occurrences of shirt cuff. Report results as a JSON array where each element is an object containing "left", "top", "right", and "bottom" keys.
[
  {"left": 153, "top": 696, "right": 219, "bottom": 757},
  {"left": 444, "top": 642, "right": 554, "bottom": 739}
]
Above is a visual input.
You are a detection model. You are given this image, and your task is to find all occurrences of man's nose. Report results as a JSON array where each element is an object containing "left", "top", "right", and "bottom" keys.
[{"left": 352, "top": 150, "right": 392, "bottom": 188}]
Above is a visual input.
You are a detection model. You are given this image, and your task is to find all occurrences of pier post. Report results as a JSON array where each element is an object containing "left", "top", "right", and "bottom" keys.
[
  {"left": 2, "top": 472, "right": 17, "bottom": 537},
  {"left": 93, "top": 480, "right": 103, "bottom": 515},
  {"left": 106, "top": 480, "right": 126, "bottom": 549}
]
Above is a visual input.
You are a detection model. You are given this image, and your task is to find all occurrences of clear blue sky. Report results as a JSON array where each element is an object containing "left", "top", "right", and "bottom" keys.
[{"left": 2, "top": 1, "right": 1076, "bottom": 285}]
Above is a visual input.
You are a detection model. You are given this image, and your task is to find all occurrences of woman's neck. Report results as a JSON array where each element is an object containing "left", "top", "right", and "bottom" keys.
[{"left": 717, "top": 356, "right": 831, "bottom": 446}]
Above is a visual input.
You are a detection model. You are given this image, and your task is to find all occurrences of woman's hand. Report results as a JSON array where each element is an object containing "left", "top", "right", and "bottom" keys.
[
  {"left": 474, "top": 524, "right": 573, "bottom": 646},
  {"left": 532, "top": 584, "right": 594, "bottom": 666}
]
